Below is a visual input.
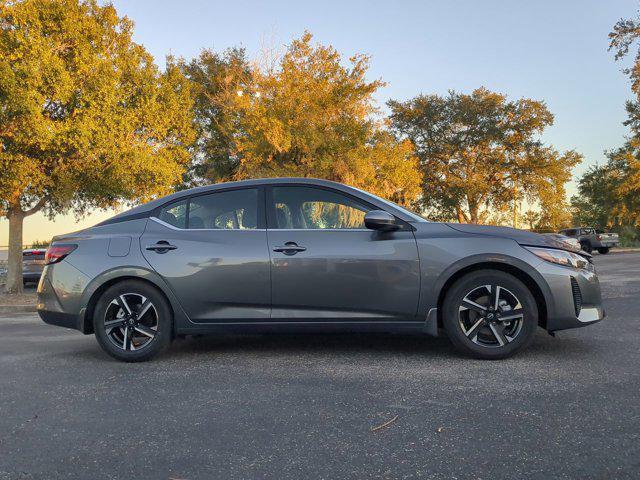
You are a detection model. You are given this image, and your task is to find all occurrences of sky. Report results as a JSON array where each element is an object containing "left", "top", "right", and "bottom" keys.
[{"left": 1, "top": 0, "right": 637, "bottom": 245}]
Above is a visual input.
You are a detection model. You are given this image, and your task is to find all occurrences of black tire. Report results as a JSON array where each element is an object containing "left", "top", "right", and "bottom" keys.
[
  {"left": 442, "top": 270, "right": 538, "bottom": 360},
  {"left": 597, "top": 247, "right": 610, "bottom": 254},
  {"left": 580, "top": 241, "right": 592, "bottom": 254},
  {"left": 93, "top": 280, "right": 173, "bottom": 362}
]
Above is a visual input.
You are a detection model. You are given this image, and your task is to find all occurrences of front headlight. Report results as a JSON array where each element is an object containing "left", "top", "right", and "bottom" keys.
[{"left": 525, "top": 246, "right": 593, "bottom": 270}]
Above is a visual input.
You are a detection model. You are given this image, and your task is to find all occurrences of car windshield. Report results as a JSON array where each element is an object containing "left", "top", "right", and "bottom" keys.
[{"left": 350, "top": 187, "right": 429, "bottom": 222}]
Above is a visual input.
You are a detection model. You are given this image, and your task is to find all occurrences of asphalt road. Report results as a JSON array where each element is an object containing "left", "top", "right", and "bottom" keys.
[{"left": 1, "top": 253, "right": 639, "bottom": 480}]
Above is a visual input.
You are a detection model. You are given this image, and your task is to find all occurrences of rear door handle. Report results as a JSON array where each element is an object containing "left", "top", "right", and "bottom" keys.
[
  {"left": 273, "top": 242, "right": 306, "bottom": 255},
  {"left": 146, "top": 241, "right": 177, "bottom": 253}
]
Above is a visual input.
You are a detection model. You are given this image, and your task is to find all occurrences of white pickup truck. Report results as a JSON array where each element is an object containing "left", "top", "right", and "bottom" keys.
[{"left": 559, "top": 227, "right": 620, "bottom": 254}]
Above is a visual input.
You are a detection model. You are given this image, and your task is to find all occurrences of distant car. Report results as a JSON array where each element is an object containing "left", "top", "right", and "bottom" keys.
[
  {"left": 559, "top": 227, "right": 619, "bottom": 254},
  {"left": 38, "top": 178, "right": 604, "bottom": 362},
  {"left": 542, "top": 233, "right": 581, "bottom": 251},
  {"left": 22, "top": 248, "right": 47, "bottom": 285}
]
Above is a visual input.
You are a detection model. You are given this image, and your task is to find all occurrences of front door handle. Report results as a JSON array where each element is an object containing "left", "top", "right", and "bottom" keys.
[
  {"left": 146, "top": 241, "right": 177, "bottom": 253},
  {"left": 273, "top": 242, "right": 306, "bottom": 255}
]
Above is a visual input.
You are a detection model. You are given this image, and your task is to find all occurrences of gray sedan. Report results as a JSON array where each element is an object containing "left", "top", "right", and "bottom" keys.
[{"left": 37, "top": 178, "right": 604, "bottom": 361}]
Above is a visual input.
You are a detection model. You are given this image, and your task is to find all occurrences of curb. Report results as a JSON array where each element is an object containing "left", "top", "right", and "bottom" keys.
[{"left": 0, "top": 305, "right": 37, "bottom": 314}]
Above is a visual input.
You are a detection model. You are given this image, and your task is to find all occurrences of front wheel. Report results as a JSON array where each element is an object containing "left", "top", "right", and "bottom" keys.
[
  {"left": 93, "top": 280, "right": 173, "bottom": 362},
  {"left": 442, "top": 270, "right": 538, "bottom": 359},
  {"left": 597, "top": 247, "right": 610, "bottom": 254},
  {"left": 580, "top": 241, "right": 593, "bottom": 254}
]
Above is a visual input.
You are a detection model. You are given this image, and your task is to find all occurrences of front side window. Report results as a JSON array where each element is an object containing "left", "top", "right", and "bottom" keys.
[
  {"left": 189, "top": 189, "right": 258, "bottom": 230},
  {"left": 271, "top": 186, "right": 371, "bottom": 229}
]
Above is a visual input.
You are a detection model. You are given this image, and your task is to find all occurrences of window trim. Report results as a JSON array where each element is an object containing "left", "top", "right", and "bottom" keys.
[
  {"left": 152, "top": 186, "right": 266, "bottom": 231},
  {"left": 265, "top": 184, "right": 411, "bottom": 231}
]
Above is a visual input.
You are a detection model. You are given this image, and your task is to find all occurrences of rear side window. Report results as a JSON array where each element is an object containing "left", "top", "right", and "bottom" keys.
[
  {"left": 159, "top": 200, "right": 187, "bottom": 229},
  {"left": 158, "top": 189, "right": 259, "bottom": 230},
  {"left": 189, "top": 189, "right": 258, "bottom": 230}
]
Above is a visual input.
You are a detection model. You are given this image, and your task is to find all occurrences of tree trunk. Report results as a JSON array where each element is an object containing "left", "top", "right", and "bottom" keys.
[
  {"left": 456, "top": 207, "right": 468, "bottom": 223},
  {"left": 5, "top": 210, "right": 25, "bottom": 294},
  {"left": 469, "top": 208, "right": 479, "bottom": 224}
]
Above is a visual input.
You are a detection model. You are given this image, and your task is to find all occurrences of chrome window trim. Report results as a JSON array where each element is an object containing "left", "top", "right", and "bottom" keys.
[
  {"left": 150, "top": 216, "right": 265, "bottom": 232},
  {"left": 266, "top": 228, "right": 372, "bottom": 232}
]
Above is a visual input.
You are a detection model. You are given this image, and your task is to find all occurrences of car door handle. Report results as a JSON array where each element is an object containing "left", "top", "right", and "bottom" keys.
[
  {"left": 273, "top": 242, "right": 306, "bottom": 255},
  {"left": 146, "top": 242, "right": 177, "bottom": 253}
]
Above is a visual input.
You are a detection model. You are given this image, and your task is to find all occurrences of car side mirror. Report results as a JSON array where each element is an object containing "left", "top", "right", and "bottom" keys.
[{"left": 364, "top": 210, "right": 400, "bottom": 232}]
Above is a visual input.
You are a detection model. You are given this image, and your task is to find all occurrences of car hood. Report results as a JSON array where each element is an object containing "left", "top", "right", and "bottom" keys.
[{"left": 444, "top": 223, "right": 579, "bottom": 251}]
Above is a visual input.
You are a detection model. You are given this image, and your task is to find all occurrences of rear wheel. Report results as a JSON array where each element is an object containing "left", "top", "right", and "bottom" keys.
[
  {"left": 93, "top": 280, "right": 173, "bottom": 362},
  {"left": 597, "top": 247, "right": 610, "bottom": 254},
  {"left": 580, "top": 241, "right": 592, "bottom": 254},
  {"left": 442, "top": 270, "right": 538, "bottom": 359}
]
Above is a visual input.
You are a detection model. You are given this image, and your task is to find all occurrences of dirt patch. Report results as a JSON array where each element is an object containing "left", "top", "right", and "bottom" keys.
[{"left": 0, "top": 291, "right": 37, "bottom": 306}]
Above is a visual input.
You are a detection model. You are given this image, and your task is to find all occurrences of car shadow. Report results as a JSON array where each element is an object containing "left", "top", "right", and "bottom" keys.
[
  {"left": 60, "top": 328, "right": 599, "bottom": 364},
  {"left": 168, "top": 331, "right": 456, "bottom": 359},
  {"left": 161, "top": 328, "right": 597, "bottom": 362}
]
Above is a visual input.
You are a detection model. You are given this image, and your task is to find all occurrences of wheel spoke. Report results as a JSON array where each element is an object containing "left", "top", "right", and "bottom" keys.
[
  {"left": 499, "top": 308, "right": 524, "bottom": 322},
  {"left": 461, "top": 299, "right": 487, "bottom": 314},
  {"left": 117, "top": 295, "right": 132, "bottom": 315},
  {"left": 123, "top": 327, "right": 131, "bottom": 350},
  {"left": 489, "top": 323, "right": 508, "bottom": 346},
  {"left": 134, "top": 324, "right": 156, "bottom": 338},
  {"left": 489, "top": 285, "right": 501, "bottom": 311},
  {"left": 464, "top": 318, "right": 485, "bottom": 339},
  {"left": 137, "top": 299, "right": 153, "bottom": 320},
  {"left": 104, "top": 319, "right": 126, "bottom": 332}
]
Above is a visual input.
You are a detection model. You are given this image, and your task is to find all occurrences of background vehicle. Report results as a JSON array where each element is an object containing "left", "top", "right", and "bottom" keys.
[
  {"left": 542, "top": 233, "right": 581, "bottom": 251},
  {"left": 37, "top": 179, "right": 604, "bottom": 362},
  {"left": 559, "top": 227, "right": 619, "bottom": 254},
  {"left": 22, "top": 248, "right": 46, "bottom": 285}
]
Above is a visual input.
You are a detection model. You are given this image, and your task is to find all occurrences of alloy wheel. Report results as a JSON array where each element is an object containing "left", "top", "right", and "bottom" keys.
[
  {"left": 458, "top": 284, "right": 525, "bottom": 348},
  {"left": 103, "top": 293, "right": 158, "bottom": 351}
]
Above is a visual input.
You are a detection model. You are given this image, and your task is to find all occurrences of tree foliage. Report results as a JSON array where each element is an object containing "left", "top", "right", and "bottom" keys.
[
  {"left": 179, "top": 47, "right": 252, "bottom": 185},
  {"left": 572, "top": 146, "right": 640, "bottom": 228},
  {"left": 388, "top": 88, "right": 580, "bottom": 224},
  {"left": 184, "top": 32, "right": 421, "bottom": 206},
  {"left": 572, "top": 14, "right": 640, "bottom": 228},
  {"left": 0, "top": 0, "right": 196, "bottom": 292}
]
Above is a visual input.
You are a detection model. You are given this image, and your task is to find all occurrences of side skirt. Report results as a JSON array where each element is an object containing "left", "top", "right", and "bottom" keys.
[{"left": 175, "top": 321, "right": 427, "bottom": 336}]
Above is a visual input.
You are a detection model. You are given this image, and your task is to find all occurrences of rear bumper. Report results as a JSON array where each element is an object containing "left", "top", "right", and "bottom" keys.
[
  {"left": 23, "top": 272, "right": 43, "bottom": 281},
  {"left": 37, "top": 262, "right": 91, "bottom": 333},
  {"left": 537, "top": 261, "right": 605, "bottom": 332},
  {"left": 38, "top": 309, "right": 84, "bottom": 331}
]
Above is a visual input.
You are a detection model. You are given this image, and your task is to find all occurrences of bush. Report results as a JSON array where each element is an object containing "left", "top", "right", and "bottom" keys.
[{"left": 618, "top": 226, "right": 640, "bottom": 247}]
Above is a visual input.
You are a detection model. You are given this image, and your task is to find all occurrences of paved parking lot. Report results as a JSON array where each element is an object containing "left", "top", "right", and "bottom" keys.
[{"left": 0, "top": 253, "right": 639, "bottom": 480}]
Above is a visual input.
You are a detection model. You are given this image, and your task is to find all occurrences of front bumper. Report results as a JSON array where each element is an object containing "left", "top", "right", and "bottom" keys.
[{"left": 537, "top": 261, "right": 605, "bottom": 332}]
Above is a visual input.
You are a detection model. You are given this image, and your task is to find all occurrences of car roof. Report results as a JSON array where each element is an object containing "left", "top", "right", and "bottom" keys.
[{"left": 99, "top": 178, "right": 417, "bottom": 226}]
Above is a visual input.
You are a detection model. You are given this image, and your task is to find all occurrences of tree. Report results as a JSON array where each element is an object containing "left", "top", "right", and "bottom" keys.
[
  {"left": 184, "top": 32, "right": 421, "bottom": 206},
  {"left": 572, "top": 148, "right": 640, "bottom": 228},
  {"left": 388, "top": 88, "right": 581, "bottom": 224},
  {"left": 604, "top": 15, "right": 640, "bottom": 225},
  {"left": 571, "top": 165, "right": 618, "bottom": 228},
  {"left": 0, "top": 0, "right": 195, "bottom": 293},
  {"left": 179, "top": 47, "right": 252, "bottom": 185}
]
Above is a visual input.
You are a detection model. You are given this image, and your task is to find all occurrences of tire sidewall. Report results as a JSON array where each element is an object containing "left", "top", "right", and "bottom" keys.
[
  {"left": 93, "top": 280, "right": 172, "bottom": 362},
  {"left": 443, "top": 270, "right": 538, "bottom": 359}
]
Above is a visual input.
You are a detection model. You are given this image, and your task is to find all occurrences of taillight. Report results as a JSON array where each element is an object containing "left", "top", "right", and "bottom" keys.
[
  {"left": 596, "top": 235, "right": 602, "bottom": 240},
  {"left": 45, "top": 244, "right": 77, "bottom": 265}
]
